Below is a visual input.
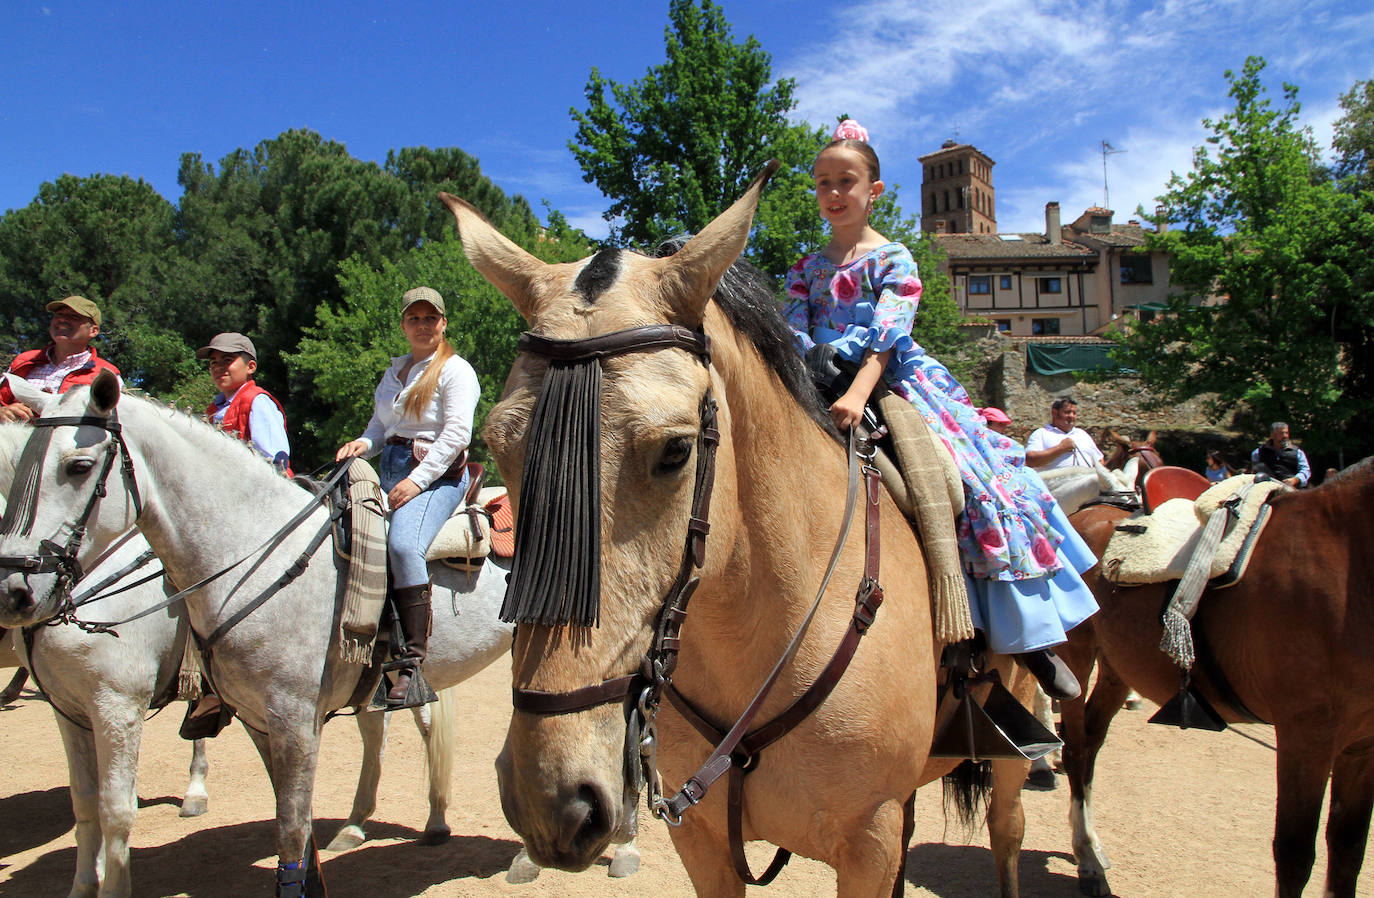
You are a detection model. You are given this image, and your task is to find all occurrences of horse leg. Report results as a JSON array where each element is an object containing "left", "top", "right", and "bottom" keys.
[
  {"left": 609, "top": 837, "right": 642, "bottom": 878},
  {"left": 669, "top": 820, "right": 746, "bottom": 898},
  {"left": 89, "top": 704, "right": 145, "bottom": 898},
  {"left": 179, "top": 738, "right": 210, "bottom": 817},
  {"left": 1321, "top": 745, "right": 1374, "bottom": 898},
  {"left": 324, "top": 708, "right": 389, "bottom": 851},
  {"left": 414, "top": 686, "right": 455, "bottom": 844},
  {"left": 0, "top": 666, "right": 27, "bottom": 703},
  {"left": 986, "top": 759, "right": 1027, "bottom": 898},
  {"left": 248, "top": 720, "right": 327, "bottom": 897},
  {"left": 1062, "top": 659, "right": 1130, "bottom": 897},
  {"left": 834, "top": 797, "right": 908, "bottom": 897},
  {"left": 55, "top": 714, "right": 102, "bottom": 898},
  {"left": 1273, "top": 730, "right": 1334, "bottom": 898}
]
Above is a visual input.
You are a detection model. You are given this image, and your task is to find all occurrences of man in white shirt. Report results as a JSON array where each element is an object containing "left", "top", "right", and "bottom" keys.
[{"left": 1025, "top": 397, "right": 1105, "bottom": 470}]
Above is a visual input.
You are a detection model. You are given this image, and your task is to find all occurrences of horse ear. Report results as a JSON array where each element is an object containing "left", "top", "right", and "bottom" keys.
[
  {"left": 660, "top": 160, "right": 780, "bottom": 324},
  {"left": 440, "top": 191, "right": 546, "bottom": 322},
  {"left": 89, "top": 370, "right": 120, "bottom": 414},
  {"left": 3, "top": 374, "right": 57, "bottom": 415},
  {"left": 1146, "top": 430, "right": 1157, "bottom": 446}
]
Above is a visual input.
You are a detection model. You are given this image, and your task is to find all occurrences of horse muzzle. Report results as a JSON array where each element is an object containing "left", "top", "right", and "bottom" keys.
[
  {"left": 496, "top": 713, "right": 626, "bottom": 871},
  {"left": 0, "top": 570, "right": 38, "bottom": 626}
]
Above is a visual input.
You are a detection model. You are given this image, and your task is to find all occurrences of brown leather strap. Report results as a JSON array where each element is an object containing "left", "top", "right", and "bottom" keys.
[
  {"left": 728, "top": 762, "right": 793, "bottom": 885},
  {"left": 518, "top": 325, "right": 710, "bottom": 363},
  {"left": 511, "top": 674, "right": 638, "bottom": 715},
  {"left": 662, "top": 446, "right": 884, "bottom": 821}
]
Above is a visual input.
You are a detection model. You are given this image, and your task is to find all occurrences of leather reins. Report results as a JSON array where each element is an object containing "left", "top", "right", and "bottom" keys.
[{"left": 507, "top": 323, "right": 886, "bottom": 885}]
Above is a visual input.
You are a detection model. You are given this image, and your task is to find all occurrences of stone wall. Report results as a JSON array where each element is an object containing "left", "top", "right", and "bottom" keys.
[{"left": 952, "top": 339, "right": 1259, "bottom": 472}]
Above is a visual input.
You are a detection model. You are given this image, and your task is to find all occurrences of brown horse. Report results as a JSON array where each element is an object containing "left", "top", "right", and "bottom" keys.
[
  {"left": 441, "top": 170, "right": 1043, "bottom": 896},
  {"left": 1057, "top": 460, "right": 1374, "bottom": 897}
]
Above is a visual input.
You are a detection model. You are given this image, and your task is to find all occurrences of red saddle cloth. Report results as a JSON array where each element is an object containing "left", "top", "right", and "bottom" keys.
[
  {"left": 486, "top": 493, "right": 514, "bottom": 558},
  {"left": 1141, "top": 465, "right": 1212, "bottom": 514}
]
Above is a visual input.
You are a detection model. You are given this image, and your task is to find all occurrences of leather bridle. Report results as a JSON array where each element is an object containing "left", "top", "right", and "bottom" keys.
[
  {"left": 507, "top": 323, "right": 886, "bottom": 885},
  {"left": 0, "top": 412, "right": 142, "bottom": 610}
]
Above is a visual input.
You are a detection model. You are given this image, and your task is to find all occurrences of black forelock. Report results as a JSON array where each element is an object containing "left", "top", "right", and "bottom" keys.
[{"left": 573, "top": 248, "right": 623, "bottom": 303}]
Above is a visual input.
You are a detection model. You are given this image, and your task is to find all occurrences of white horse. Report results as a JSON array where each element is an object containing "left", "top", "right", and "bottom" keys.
[
  {"left": 0, "top": 422, "right": 210, "bottom": 897},
  {"left": 0, "top": 375, "right": 553, "bottom": 894}
]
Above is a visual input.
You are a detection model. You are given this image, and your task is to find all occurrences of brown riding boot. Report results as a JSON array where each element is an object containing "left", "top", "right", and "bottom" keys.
[{"left": 386, "top": 583, "right": 432, "bottom": 705}]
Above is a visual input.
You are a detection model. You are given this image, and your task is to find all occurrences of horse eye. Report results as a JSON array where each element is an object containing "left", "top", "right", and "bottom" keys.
[
  {"left": 65, "top": 457, "right": 96, "bottom": 477},
  {"left": 657, "top": 437, "right": 693, "bottom": 474}
]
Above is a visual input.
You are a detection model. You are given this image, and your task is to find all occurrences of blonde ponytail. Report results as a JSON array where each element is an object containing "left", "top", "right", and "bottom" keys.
[{"left": 401, "top": 340, "right": 456, "bottom": 421}]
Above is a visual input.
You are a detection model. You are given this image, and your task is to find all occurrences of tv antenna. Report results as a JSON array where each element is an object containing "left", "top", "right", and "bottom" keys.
[{"left": 1102, "top": 140, "right": 1126, "bottom": 209}]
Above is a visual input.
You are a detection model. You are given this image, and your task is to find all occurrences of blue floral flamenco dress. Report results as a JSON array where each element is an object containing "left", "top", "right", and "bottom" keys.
[{"left": 783, "top": 242, "right": 1098, "bottom": 656}]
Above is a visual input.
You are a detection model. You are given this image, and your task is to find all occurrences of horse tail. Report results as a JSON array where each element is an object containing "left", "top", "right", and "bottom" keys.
[
  {"left": 424, "top": 686, "right": 457, "bottom": 801},
  {"left": 941, "top": 759, "right": 992, "bottom": 832}
]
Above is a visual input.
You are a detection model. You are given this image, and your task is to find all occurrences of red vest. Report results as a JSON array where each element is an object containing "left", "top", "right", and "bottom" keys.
[
  {"left": 208, "top": 382, "right": 293, "bottom": 476},
  {"left": 1, "top": 344, "right": 121, "bottom": 405}
]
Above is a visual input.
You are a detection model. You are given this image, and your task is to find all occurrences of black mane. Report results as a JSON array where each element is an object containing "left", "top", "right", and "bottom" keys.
[{"left": 652, "top": 237, "right": 834, "bottom": 435}]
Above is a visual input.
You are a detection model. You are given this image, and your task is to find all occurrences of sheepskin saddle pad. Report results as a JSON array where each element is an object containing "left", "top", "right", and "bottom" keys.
[
  {"left": 427, "top": 487, "right": 513, "bottom": 570},
  {"left": 1101, "top": 475, "right": 1282, "bottom": 586}
]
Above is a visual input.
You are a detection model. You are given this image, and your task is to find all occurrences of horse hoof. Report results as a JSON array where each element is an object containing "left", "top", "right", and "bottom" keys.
[
  {"left": 178, "top": 795, "right": 208, "bottom": 817},
  {"left": 505, "top": 849, "right": 542, "bottom": 884},
  {"left": 608, "top": 846, "right": 641, "bottom": 878},
  {"left": 1025, "top": 766, "right": 1058, "bottom": 790},
  {"left": 1123, "top": 692, "right": 1143, "bottom": 711},
  {"left": 1077, "top": 872, "right": 1111, "bottom": 896},
  {"left": 420, "top": 825, "right": 451, "bottom": 846},
  {"left": 324, "top": 827, "right": 365, "bottom": 852}
]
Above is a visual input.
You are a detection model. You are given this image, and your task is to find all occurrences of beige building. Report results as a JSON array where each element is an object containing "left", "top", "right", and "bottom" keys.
[
  {"left": 936, "top": 204, "right": 1172, "bottom": 336},
  {"left": 917, "top": 147, "right": 1173, "bottom": 336}
]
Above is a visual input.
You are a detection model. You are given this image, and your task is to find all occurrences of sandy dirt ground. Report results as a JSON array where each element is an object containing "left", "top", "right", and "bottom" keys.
[{"left": 1, "top": 659, "right": 1368, "bottom": 898}]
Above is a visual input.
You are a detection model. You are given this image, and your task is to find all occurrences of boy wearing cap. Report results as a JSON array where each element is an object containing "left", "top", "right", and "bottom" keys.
[
  {"left": 199, "top": 333, "right": 292, "bottom": 475},
  {"left": 0, "top": 296, "right": 122, "bottom": 422}
]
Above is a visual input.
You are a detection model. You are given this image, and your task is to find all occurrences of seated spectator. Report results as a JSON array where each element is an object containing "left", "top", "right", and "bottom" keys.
[{"left": 1250, "top": 422, "right": 1310, "bottom": 488}]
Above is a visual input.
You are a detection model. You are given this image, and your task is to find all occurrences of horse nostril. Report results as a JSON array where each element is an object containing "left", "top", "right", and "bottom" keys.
[
  {"left": 558, "top": 782, "right": 614, "bottom": 858},
  {"left": 3, "top": 573, "right": 33, "bottom": 613}
]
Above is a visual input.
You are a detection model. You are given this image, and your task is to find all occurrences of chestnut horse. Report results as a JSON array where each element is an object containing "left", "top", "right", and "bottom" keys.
[
  {"left": 1057, "top": 460, "right": 1374, "bottom": 897},
  {"left": 442, "top": 168, "right": 1043, "bottom": 896}
]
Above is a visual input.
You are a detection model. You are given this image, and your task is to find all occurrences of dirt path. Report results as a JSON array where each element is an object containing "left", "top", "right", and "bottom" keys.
[{"left": 0, "top": 659, "right": 1365, "bottom": 897}]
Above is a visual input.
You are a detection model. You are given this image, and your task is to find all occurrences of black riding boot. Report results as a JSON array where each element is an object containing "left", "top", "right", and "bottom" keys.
[
  {"left": 386, "top": 583, "right": 432, "bottom": 705},
  {"left": 1014, "top": 649, "right": 1082, "bottom": 701}
]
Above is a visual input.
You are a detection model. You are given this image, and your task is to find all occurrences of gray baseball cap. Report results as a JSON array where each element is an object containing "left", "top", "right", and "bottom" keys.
[{"left": 196, "top": 332, "right": 256, "bottom": 360}]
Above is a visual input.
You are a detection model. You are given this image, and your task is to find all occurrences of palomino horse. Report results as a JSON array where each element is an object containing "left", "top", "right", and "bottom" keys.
[
  {"left": 443, "top": 167, "right": 1043, "bottom": 896},
  {"left": 1057, "top": 461, "right": 1374, "bottom": 898},
  {"left": 0, "top": 379, "right": 512, "bottom": 896}
]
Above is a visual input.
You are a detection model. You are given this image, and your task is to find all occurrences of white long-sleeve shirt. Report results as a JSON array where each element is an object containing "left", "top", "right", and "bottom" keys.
[{"left": 357, "top": 350, "right": 480, "bottom": 490}]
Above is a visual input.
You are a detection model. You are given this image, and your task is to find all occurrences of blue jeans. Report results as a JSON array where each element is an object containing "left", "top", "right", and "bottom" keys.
[{"left": 379, "top": 443, "right": 467, "bottom": 589}]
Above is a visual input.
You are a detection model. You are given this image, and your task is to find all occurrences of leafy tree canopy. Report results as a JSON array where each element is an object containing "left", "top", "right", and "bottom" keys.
[
  {"left": 1333, "top": 78, "right": 1374, "bottom": 194},
  {"left": 1113, "top": 57, "right": 1374, "bottom": 457}
]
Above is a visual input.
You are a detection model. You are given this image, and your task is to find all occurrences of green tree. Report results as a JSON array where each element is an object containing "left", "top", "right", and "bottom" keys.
[
  {"left": 569, "top": 0, "right": 824, "bottom": 275},
  {"left": 1333, "top": 79, "right": 1374, "bottom": 193},
  {"left": 287, "top": 215, "right": 593, "bottom": 466},
  {"left": 1114, "top": 58, "right": 1374, "bottom": 457},
  {"left": 0, "top": 173, "right": 203, "bottom": 393}
]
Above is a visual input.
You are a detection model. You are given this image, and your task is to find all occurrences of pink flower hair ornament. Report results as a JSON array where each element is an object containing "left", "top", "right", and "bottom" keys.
[{"left": 832, "top": 119, "right": 870, "bottom": 142}]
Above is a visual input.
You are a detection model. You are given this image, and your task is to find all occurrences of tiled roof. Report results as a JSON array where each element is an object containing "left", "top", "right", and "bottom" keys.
[
  {"left": 935, "top": 233, "right": 1096, "bottom": 260},
  {"left": 1072, "top": 223, "right": 1151, "bottom": 247}
]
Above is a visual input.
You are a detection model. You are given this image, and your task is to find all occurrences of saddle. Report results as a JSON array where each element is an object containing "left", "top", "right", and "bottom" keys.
[
  {"left": 1101, "top": 474, "right": 1281, "bottom": 587},
  {"left": 426, "top": 463, "right": 514, "bottom": 570},
  {"left": 1140, "top": 465, "right": 1211, "bottom": 514}
]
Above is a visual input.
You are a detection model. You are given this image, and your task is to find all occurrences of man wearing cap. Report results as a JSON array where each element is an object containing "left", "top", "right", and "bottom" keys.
[
  {"left": 199, "top": 333, "right": 292, "bottom": 475},
  {"left": 0, "top": 296, "right": 122, "bottom": 422}
]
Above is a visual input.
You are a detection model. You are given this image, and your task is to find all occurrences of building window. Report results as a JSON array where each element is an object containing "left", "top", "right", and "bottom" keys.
[
  {"left": 968, "top": 275, "right": 991, "bottom": 294},
  {"left": 944, "top": 190, "right": 950, "bottom": 211},
  {"left": 1120, "top": 253, "right": 1153, "bottom": 284},
  {"left": 1038, "top": 277, "right": 1063, "bottom": 294},
  {"left": 1032, "top": 318, "right": 1061, "bottom": 335},
  {"left": 995, "top": 319, "right": 1011, "bottom": 333},
  {"left": 999, "top": 275, "right": 1013, "bottom": 290},
  {"left": 959, "top": 159, "right": 965, "bottom": 174}
]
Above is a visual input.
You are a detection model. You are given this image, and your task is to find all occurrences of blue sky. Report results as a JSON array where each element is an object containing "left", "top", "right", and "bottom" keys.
[{"left": 2, "top": 0, "right": 1371, "bottom": 243}]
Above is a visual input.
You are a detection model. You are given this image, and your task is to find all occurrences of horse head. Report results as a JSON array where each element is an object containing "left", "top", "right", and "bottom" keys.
[
  {"left": 441, "top": 163, "right": 777, "bottom": 870},
  {"left": 0, "top": 371, "right": 137, "bottom": 627}
]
